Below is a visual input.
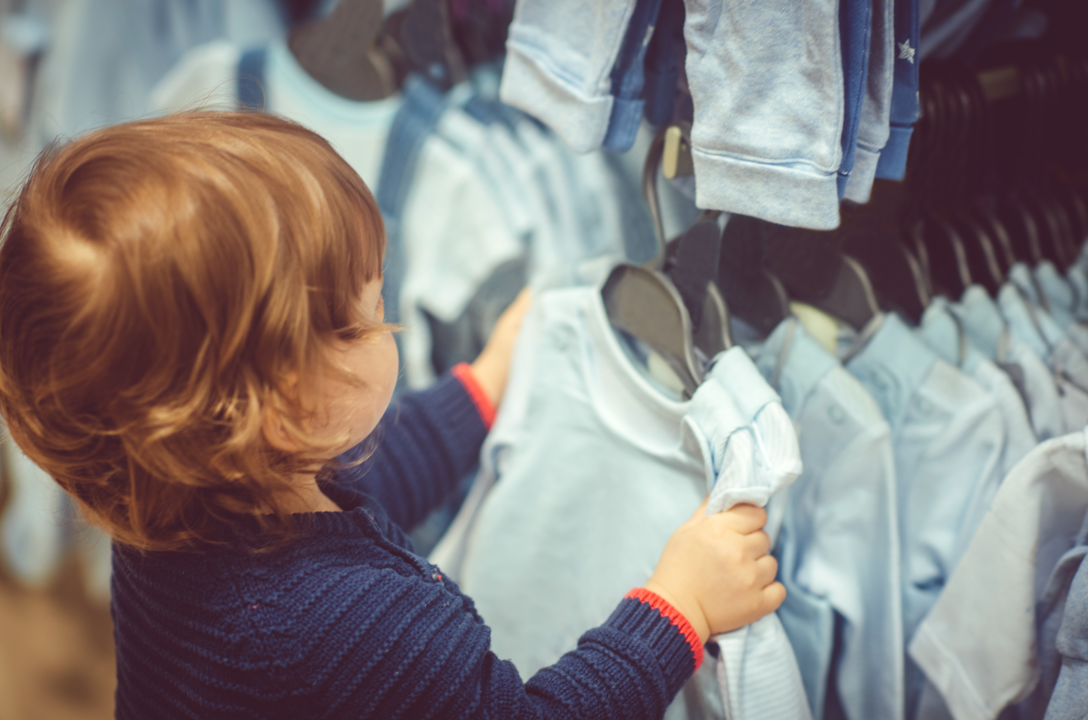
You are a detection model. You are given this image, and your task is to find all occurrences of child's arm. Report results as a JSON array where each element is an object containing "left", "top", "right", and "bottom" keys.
[{"left": 268, "top": 498, "right": 780, "bottom": 718}]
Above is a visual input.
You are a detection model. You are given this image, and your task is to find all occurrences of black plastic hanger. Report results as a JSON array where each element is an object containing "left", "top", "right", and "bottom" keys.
[
  {"left": 667, "top": 216, "right": 732, "bottom": 358},
  {"left": 973, "top": 208, "right": 1017, "bottom": 275},
  {"left": 918, "top": 217, "right": 973, "bottom": 299},
  {"left": 997, "top": 198, "right": 1044, "bottom": 266},
  {"left": 602, "top": 265, "right": 703, "bottom": 395},
  {"left": 381, "top": 0, "right": 467, "bottom": 91},
  {"left": 763, "top": 223, "right": 879, "bottom": 331},
  {"left": 1054, "top": 185, "right": 1088, "bottom": 257},
  {"left": 643, "top": 126, "right": 733, "bottom": 356},
  {"left": 717, "top": 214, "right": 791, "bottom": 337},
  {"left": 835, "top": 180, "right": 930, "bottom": 324},
  {"left": 288, "top": 0, "right": 396, "bottom": 101},
  {"left": 847, "top": 235, "right": 931, "bottom": 325},
  {"left": 949, "top": 213, "right": 1004, "bottom": 294},
  {"left": 602, "top": 129, "right": 731, "bottom": 396},
  {"left": 1025, "top": 194, "right": 1070, "bottom": 270}
]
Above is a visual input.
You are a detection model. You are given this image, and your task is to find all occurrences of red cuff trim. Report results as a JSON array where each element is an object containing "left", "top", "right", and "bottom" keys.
[
  {"left": 626, "top": 588, "right": 704, "bottom": 670},
  {"left": 451, "top": 363, "right": 496, "bottom": 429}
]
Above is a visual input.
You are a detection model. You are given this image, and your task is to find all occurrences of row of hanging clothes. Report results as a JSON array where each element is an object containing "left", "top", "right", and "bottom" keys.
[{"left": 425, "top": 4, "right": 1088, "bottom": 720}]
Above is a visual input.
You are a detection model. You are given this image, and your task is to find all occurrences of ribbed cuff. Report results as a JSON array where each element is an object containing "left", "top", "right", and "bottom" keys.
[
  {"left": 499, "top": 41, "right": 614, "bottom": 154},
  {"left": 874, "top": 124, "right": 914, "bottom": 181},
  {"left": 450, "top": 363, "right": 496, "bottom": 429},
  {"left": 843, "top": 144, "right": 881, "bottom": 204},
  {"left": 691, "top": 147, "right": 842, "bottom": 230},
  {"left": 604, "top": 588, "right": 703, "bottom": 696}
]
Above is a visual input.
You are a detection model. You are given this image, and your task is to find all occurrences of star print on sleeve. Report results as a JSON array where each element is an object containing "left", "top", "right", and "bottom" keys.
[{"left": 898, "top": 39, "right": 915, "bottom": 64}]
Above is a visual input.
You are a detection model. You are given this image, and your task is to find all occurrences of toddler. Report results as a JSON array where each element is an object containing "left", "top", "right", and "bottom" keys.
[{"left": 0, "top": 111, "right": 783, "bottom": 719}]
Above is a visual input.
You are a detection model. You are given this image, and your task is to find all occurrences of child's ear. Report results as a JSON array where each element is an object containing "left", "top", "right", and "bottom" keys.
[
  {"left": 262, "top": 373, "right": 304, "bottom": 452},
  {"left": 261, "top": 408, "right": 298, "bottom": 452}
]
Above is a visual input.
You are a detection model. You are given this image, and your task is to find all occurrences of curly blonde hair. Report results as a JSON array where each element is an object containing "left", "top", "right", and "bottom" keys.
[{"left": 0, "top": 111, "right": 389, "bottom": 550}]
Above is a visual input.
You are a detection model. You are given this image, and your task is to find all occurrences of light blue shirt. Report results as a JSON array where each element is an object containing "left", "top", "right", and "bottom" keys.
[
  {"left": 1065, "top": 262, "right": 1088, "bottom": 323},
  {"left": 917, "top": 299, "right": 1038, "bottom": 561},
  {"left": 1035, "top": 261, "right": 1078, "bottom": 330},
  {"left": 842, "top": 313, "right": 1005, "bottom": 720},
  {"left": 1007, "top": 263, "right": 1088, "bottom": 359},
  {"left": 998, "top": 278, "right": 1088, "bottom": 434},
  {"left": 752, "top": 320, "right": 905, "bottom": 720},
  {"left": 1030, "top": 261, "right": 1088, "bottom": 356},
  {"left": 953, "top": 285, "right": 1066, "bottom": 441},
  {"left": 456, "top": 286, "right": 724, "bottom": 720},
  {"left": 910, "top": 428, "right": 1088, "bottom": 720}
]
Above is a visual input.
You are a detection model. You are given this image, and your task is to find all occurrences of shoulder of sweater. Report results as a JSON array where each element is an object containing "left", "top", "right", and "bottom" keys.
[{"left": 220, "top": 552, "right": 486, "bottom": 694}]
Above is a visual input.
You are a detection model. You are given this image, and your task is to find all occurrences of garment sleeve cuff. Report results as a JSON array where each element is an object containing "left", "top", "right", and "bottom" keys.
[
  {"left": 601, "top": 588, "right": 703, "bottom": 697},
  {"left": 624, "top": 588, "right": 704, "bottom": 670},
  {"left": 450, "top": 363, "right": 496, "bottom": 429}
]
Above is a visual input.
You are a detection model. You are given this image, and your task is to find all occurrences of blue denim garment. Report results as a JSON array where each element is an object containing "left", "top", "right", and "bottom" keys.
[
  {"left": 682, "top": 0, "right": 844, "bottom": 229},
  {"left": 753, "top": 320, "right": 905, "bottom": 720},
  {"left": 875, "top": 0, "right": 920, "bottom": 181},
  {"left": 909, "top": 428, "right": 1088, "bottom": 720},
  {"left": 843, "top": 0, "right": 894, "bottom": 204},
  {"left": 500, "top": 0, "right": 638, "bottom": 152},
  {"left": 1046, "top": 546, "right": 1088, "bottom": 720},
  {"left": 641, "top": 0, "right": 685, "bottom": 127},
  {"left": 602, "top": 0, "right": 665, "bottom": 151},
  {"left": 836, "top": 0, "right": 873, "bottom": 200},
  {"left": 842, "top": 313, "right": 1005, "bottom": 720}
]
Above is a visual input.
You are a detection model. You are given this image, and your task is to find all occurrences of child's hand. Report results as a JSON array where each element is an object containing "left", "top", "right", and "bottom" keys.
[
  {"left": 643, "top": 500, "right": 784, "bottom": 644},
  {"left": 470, "top": 288, "right": 532, "bottom": 407}
]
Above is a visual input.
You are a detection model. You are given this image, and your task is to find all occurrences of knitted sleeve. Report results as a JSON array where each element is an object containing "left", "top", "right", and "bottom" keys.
[
  {"left": 285, "top": 577, "right": 702, "bottom": 720},
  {"left": 332, "top": 369, "right": 490, "bottom": 531}
]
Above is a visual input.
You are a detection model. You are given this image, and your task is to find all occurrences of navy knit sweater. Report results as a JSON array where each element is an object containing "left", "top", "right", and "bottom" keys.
[{"left": 111, "top": 371, "right": 702, "bottom": 719}]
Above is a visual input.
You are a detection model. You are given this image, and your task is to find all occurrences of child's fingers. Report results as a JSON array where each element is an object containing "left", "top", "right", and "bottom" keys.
[
  {"left": 761, "top": 580, "right": 787, "bottom": 614},
  {"left": 745, "top": 529, "right": 772, "bottom": 558},
  {"left": 718, "top": 503, "right": 767, "bottom": 534},
  {"left": 754, "top": 553, "right": 779, "bottom": 587}
]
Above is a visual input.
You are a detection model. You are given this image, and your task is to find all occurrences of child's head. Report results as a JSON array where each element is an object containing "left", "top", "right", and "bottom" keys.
[{"left": 0, "top": 111, "right": 396, "bottom": 550}]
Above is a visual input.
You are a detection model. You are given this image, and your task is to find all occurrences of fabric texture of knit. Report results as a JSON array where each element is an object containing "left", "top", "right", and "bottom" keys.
[{"left": 110, "top": 372, "right": 699, "bottom": 719}]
